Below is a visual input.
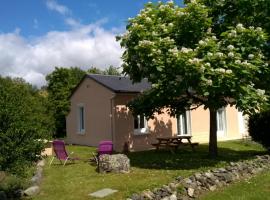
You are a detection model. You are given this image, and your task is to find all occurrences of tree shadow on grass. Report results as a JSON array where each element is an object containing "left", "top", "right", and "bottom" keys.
[{"left": 127, "top": 141, "right": 267, "bottom": 170}]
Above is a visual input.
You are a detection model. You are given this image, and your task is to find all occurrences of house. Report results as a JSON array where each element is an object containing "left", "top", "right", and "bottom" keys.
[{"left": 66, "top": 74, "right": 248, "bottom": 152}]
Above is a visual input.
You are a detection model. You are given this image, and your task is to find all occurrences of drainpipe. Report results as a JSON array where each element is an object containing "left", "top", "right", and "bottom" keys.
[{"left": 110, "top": 94, "right": 116, "bottom": 150}]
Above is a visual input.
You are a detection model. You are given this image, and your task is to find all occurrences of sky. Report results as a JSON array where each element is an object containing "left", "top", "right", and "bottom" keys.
[{"left": 0, "top": 0, "right": 183, "bottom": 87}]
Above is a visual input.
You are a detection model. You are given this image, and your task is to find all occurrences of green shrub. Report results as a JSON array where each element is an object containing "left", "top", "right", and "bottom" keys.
[
  {"left": 248, "top": 110, "right": 270, "bottom": 150},
  {"left": 0, "top": 173, "right": 29, "bottom": 199},
  {"left": 0, "top": 77, "right": 53, "bottom": 175}
]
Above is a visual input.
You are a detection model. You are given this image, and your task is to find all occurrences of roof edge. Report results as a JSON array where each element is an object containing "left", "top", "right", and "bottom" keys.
[{"left": 69, "top": 74, "right": 148, "bottom": 99}]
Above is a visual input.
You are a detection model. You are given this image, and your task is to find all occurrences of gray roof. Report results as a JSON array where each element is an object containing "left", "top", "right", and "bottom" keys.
[{"left": 87, "top": 74, "right": 151, "bottom": 93}]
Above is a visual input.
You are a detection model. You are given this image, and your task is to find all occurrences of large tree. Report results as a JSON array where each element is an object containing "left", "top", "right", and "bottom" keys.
[
  {"left": 0, "top": 77, "right": 53, "bottom": 174},
  {"left": 46, "top": 67, "right": 86, "bottom": 138},
  {"left": 118, "top": 1, "right": 269, "bottom": 156}
]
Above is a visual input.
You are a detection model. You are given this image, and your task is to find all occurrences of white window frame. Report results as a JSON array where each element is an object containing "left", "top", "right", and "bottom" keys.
[
  {"left": 216, "top": 108, "right": 227, "bottom": 137},
  {"left": 177, "top": 111, "right": 191, "bottom": 136},
  {"left": 77, "top": 104, "right": 85, "bottom": 134},
  {"left": 133, "top": 114, "right": 149, "bottom": 135}
]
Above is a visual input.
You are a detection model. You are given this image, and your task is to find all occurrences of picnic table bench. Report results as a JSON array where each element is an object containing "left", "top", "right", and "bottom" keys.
[{"left": 152, "top": 136, "right": 198, "bottom": 153}]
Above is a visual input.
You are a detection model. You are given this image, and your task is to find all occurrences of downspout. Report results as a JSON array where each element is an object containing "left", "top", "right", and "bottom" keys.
[{"left": 110, "top": 94, "right": 116, "bottom": 150}]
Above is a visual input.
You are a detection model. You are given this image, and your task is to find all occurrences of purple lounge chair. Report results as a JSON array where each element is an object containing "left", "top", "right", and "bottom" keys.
[
  {"left": 92, "top": 140, "right": 113, "bottom": 164},
  {"left": 98, "top": 140, "right": 113, "bottom": 155},
  {"left": 49, "top": 140, "right": 79, "bottom": 166}
]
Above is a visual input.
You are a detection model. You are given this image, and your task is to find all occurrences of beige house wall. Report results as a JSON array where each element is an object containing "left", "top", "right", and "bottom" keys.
[
  {"left": 113, "top": 94, "right": 177, "bottom": 152},
  {"left": 190, "top": 106, "right": 243, "bottom": 144},
  {"left": 66, "top": 78, "right": 115, "bottom": 146}
]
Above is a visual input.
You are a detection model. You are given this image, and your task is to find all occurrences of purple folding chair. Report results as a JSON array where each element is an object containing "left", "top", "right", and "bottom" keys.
[
  {"left": 49, "top": 140, "right": 79, "bottom": 166},
  {"left": 98, "top": 141, "right": 113, "bottom": 155},
  {"left": 92, "top": 140, "right": 113, "bottom": 164}
]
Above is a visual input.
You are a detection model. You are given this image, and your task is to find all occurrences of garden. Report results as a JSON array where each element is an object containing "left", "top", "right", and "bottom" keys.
[{"left": 34, "top": 140, "right": 267, "bottom": 200}]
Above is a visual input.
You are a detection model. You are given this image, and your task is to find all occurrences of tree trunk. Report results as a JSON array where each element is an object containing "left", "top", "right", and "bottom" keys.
[{"left": 209, "top": 108, "right": 218, "bottom": 157}]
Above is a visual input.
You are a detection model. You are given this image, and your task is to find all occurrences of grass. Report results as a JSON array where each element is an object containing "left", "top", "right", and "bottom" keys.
[
  {"left": 35, "top": 140, "right": 267, "bottom": 200},
  {"left": 200, "top": 170, "right": 270, "bottom": 200}
]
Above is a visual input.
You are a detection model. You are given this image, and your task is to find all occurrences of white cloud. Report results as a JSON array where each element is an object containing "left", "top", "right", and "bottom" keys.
[
  {"left": 0, "top": 23, "right": 123, "bottom": 87},
  {"left": 46, "top": 0, "right": 71, "bottom": 15}
]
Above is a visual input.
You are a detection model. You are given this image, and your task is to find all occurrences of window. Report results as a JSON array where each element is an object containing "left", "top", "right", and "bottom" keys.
[
  {"left": 78, "top": 105, "right": 85, "bottom": 134},
  {"left": 217, "top": 108, "right": 226, "bottom": 136},
  {"left": 134, "top": 114, "right": 148, "bottom": 134},
  {"left": 177, "top": 111, "right": 191, "bottom": 136}
]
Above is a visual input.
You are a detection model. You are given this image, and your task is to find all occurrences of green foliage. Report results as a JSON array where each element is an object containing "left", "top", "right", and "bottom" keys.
[
  {"left": 104, "top": 65, "right": 121, "bottom": 75},
  {"left": 0, "top": 173, "right": 30, "bottom": 198},
  {"left": 200, "top": 0, "right": 270, "bottom": 36},
  {"left": 0, "top": 77, "right": 53, "bottom": 175},
  {"left": 46, "top": 67, "right": 86, "bottom": 138},
  {"left": 87, "top": 65, "right": 120, "bottom": 75},
  {"left": 87, "top": 67, "right": 104, "bottom": 74},
  {"left": 249, "top": 110, "right": 270, "bottom": 150}
]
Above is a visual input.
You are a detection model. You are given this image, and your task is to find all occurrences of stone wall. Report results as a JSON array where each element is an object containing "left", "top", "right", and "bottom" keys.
[{"left": 129, "top": 155, "right": 270, "bottom": 200}]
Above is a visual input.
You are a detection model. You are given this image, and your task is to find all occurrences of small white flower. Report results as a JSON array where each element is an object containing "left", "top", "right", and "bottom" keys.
[
  {"left": 256, "top": 27, "right": 262, "bottom": 32},
  {"left": 206, "top": 79, "right": 212, "bottom": 86},
  {"left": 169, "top": 47, "right": 178, "bottom": 55},
  {"left": 249, "top": 26, "right": 254, "bottom": 30},
  {"left": 226, "top": 69, "right": 232, "bottom": 74},
  {"left": 257, "top": 89, "right": 265, "bottom": 95},
  {"left": 212, "top": 36, "right": 217, "bottom": 40},
  {"left": 205, "top": 62, "right": 211, "bottom": 67},
  {"left": 242, "top": 60, "right": 251, "bottom": 66},
  {"left": 228, "top": 52, "right": 234, "bottom": 58},
  {"left": 216, "top": 52, "right": 224, "bottom": 57},
  {"left": 199, "top": 40, "right": 206, "bottom": 46},
  {"left": 235, "top": 60, "right": 241, "bottom": 64},
  {"left": 215, "top": 68, "right": 226, "bottom": 73},
  {"left": 176, "top": 10, "right": 184, "bottom": 16},
  {"left": 188, "top": 58, "right": 201, "bottom": 64},
  {"left": 236, "top": 23, "right": 245, "bottom": 31},
  {"left": 139, "top": 40, "right": 154, "bottom": 46},
  {"left": 199, "top": 65, "right": 205, "bottom": 72},
  {"left": 227, "top": 45, "right": 234, "bottom": 51},
  {"left": 258, "top": 53, "right": 264, "bottom": 59},
  {"left": 180, "top": 47, "right": 192, "bottom": 53},
  {"left": 146, "top": 17, "right": 152, "bottom": 22},
  {"left": 248, "top": 54, "right": 254, "bottom": 59},
  {"left": 229, "top": 30, "right": 237, "bottom": 37},
  {"left": 160, "top": 5, "right": 165, "bottom": 9},
  {"left": 168, "top": 23, "right": 174, "bottom": 27},
  {"left": 207, "top": 52, "right": 213, "bottom": 57}
]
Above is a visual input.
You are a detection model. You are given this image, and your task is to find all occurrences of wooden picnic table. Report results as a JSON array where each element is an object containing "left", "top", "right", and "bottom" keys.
[{"left": 152, "top": 135, "right": 198, "bottom": 152}]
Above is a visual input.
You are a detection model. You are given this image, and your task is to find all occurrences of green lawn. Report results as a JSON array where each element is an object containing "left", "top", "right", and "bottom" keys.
[
  {"left": 200, "top": 169, "right": 270, "bottom": 200},
  {"left": 35, "top": 140, "right": 267, "bottom": 200}
]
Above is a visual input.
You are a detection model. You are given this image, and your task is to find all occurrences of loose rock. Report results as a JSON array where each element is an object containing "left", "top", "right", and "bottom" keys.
[{"left": 24, "top": 186, "right": 40, "bottom": 196}]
